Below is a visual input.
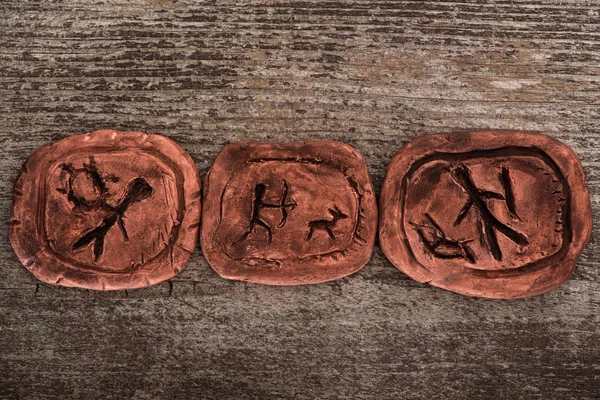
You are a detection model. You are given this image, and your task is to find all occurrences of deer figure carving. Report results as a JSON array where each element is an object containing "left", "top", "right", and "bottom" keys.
[{"left": 307, "top": 206, "right": 348, "bottom": 241}]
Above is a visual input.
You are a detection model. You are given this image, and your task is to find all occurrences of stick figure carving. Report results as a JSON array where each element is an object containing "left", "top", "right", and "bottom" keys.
[
  {"left": 58, "top": 157, "right": 153, "bottom": 261},
  {"left": 234, "top": 180, "right": 296, "bottom": 245},
  {"left": 306, "top": 206, "right": 348, "bottom": 241}
]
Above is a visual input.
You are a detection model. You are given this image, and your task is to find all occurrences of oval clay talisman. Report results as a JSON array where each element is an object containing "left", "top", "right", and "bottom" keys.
[{"left": 379, "top": 131, "right": 592, "bottom": 298}]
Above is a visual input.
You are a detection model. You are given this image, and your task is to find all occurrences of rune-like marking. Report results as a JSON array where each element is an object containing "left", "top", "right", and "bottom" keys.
[
  {"left": 59, "top": 157, "right": 153, "bottom": 261},
  {"left": 450, "top": 164, "right": 528, "bottom": 261}
]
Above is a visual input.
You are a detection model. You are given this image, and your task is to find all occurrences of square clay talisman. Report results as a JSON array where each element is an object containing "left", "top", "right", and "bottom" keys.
[{"left": 201, "top": 141, "right": 377, "bottom": 285}]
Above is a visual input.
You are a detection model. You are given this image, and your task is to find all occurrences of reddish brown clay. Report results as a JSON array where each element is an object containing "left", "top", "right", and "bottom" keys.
[
  {"left": 10, "top": 130, "right": 201, "bottom": 290},
  {"left": 201, "top": 141, "right": 377, "bottom": 285},
  {"left": 379, "top": 130, "right": 592, "bottom": 298}
]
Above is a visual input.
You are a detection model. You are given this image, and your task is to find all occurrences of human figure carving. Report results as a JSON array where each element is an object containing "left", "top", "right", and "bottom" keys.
[
  {"left": 234, "top": 180, "right": 296, "bottom": 245},
  {"left": 306, "top": 206, "right": 348, "bottom": 241}
]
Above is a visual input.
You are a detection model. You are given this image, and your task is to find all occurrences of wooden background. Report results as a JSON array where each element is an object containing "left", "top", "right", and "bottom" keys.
[{"left": 1, "top": 1, "right": 598, "bottom": 399}]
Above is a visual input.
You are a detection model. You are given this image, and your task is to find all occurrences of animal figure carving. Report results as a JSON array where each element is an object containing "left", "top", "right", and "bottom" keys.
[
  {"left": 410, "top": 213, "right": 476, "bottom": 264},
  {"left": 307, "top": 206, "right": 348, "bottom": 241}
]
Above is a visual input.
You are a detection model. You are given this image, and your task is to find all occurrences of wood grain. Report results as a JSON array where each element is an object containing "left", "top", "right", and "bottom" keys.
[{"left": 0, "top": 1, "right": 598, "bottom": 399}]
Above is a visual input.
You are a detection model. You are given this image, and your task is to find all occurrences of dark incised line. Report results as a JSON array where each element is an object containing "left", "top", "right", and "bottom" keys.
[
  {"left": 277, "top": 180, "right": 295, "bottom": 228},
  {"left": 462, "top": 243, "right": 477, "bottom": 264},
  {"left": 411, "top": 213, "right": 476, "bottom": 264},
  {"left": 425, "top": 213, "right": 444, "bottom": 235},
  {"left": 475, "top": 217, "right": 486, "bottom": 248},
  {"left": 117, "top": 216, "right": 129, "bottom": 241},
  {"left": 93, "top": 232, "right": 105, "bottom": 261},
  {"left": 234, "top": 218, "right": 273, "bottom": 245},
  {"left": 501, "top": 166, "right": 520, "bottom": 220},
  {"left": 483, "top": 223, "right": 502, "bottom": 261},
  {"left": 452, "top": 164, "right": 528, "bottom": 261},
  {"left": 259, "top": 180, "right": 296, "bottom": 228},
  {"left": 453, "top": 200, "right": 473, "bottom": 227},
  {"left": 71, "top": 178, "right": 153, "bottom": 261},
  {"left": 73, "top": 214, "right": 117, "bottom": 261},
  {"left": 479, "top": 191, "right": 505, "bottom": 200},
  {"left": 83, "top": 157, "right": 108, "bottom": 196}
]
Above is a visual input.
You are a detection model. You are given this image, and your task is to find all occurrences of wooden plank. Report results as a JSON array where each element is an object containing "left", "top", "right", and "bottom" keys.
[{"left": 0, "top": 0, "right": 598, "bottom": 398}]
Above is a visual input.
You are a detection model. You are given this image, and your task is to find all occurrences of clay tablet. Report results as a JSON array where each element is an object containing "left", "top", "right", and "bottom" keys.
[
  {"left": 10, "top": 130, "right": 201, "bottom": 290},
  {"left": 379, "top": 131, "right": 592, "bottom": 298},
  {"left": 201, "top": 141, "right": 377, "bottom": 285}
]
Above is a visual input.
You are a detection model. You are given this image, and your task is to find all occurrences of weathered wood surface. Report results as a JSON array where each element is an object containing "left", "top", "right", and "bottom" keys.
[{"left": 0, "top": 1, "right": 598, "bottom": 399}]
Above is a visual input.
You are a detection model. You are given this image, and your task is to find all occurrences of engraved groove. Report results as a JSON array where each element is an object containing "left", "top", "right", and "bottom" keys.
[
  {"left": 64, "top": 164, "right": 154, "bottom": 261},
  {"left": 400, "top": 146, "right": 572, "bottom": 279},
  {"left": 450, "top": 164, "right": 529, "bottom": 261},
  {"left": 217, "top": 157, "right": 364, "bottom": 262},
  {"left": 501, "top": 166, "right": 520, "bottom": 220}
]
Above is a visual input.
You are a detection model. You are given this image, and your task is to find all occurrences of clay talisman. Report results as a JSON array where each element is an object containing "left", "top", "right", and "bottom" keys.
[
  {"left": 379, "top": 131, "right": 592, "bottom": 298},
  {"left": 201, "top": 141, "right": 377, "bottom": 285},
  {"left": 10, "top": 130, "right": 201, "bottom": 290}
]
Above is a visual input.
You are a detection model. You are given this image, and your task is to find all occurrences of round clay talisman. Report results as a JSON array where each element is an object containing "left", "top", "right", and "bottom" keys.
[{"left": 10, "top": 130, "right": 201, "bottom": 290}]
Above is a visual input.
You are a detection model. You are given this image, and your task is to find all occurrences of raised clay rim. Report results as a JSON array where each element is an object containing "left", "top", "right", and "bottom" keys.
[
  {"left": 10, "top": 130, "right": 201, "bottom": 290},
  {"left": 201, "top": 140, "right": 377, "bottom": 285},
  {"left": 379, "top": 130, "right": 592, "bottom": 299}
]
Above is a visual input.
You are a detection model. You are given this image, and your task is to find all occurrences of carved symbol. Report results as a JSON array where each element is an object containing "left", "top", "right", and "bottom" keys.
[
  {"left": 410, "top": 213, "right": 476, "bottom": 263},
  {"left": 233, "top": 180, "right": 297, "bottom": 245},
  {"left": 500, "top": 165, "right": 520, "bottom": 221},
  {"left": 56, "top": 156, "right": 119, "bottom": 211},
  {"left": 306, "top": 206, "right": 348, "bottom": 241},
  {"left": 58, "top": 157, "right": 153, "bottom": 261},
  {"left": 450, "top": 164, "right": 529, "bottom": 261}
]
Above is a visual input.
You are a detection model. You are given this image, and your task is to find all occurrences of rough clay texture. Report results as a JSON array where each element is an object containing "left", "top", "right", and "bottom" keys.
[
  {"left": 0, "top": 1, "right": 598, "bottom": 399},
  {"left": 202, "top": 140, "right": 377, "bottom": 285},
  {"left": 10, "top": 130, "right": 201, "bottom": 290},
  {"left": 380, "top": 130, "right": 592, "bottom": 299}
]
